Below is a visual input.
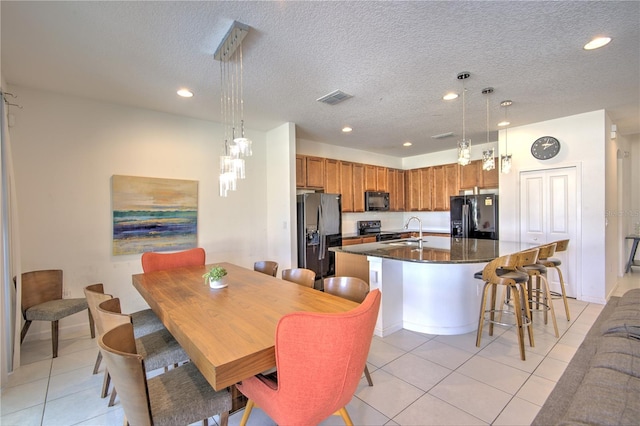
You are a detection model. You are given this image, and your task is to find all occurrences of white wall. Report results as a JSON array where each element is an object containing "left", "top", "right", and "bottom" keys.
[
  {"left": 498, "top": 110, "right": 607, "bottom": 303},
  {"left": 8, "top": 85, "right": 293, "bottom": 339}
]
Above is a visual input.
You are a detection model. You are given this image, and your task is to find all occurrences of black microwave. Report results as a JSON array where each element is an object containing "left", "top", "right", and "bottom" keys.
[{"left": 364, "top": 191, "right": 390, "bottom": 211}]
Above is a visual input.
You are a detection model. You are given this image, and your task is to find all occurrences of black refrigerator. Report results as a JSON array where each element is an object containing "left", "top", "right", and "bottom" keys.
[
  {"left": 296, "top": 193, "right": 342, "bottom": 285},
  {"left": 450, "top": 194, "right": 499, "bottom": 240}
]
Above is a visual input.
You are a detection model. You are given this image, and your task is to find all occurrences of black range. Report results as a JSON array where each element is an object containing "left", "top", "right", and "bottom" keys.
[{"left": 357, "top": 220, "right": 404, "bottom": 242}]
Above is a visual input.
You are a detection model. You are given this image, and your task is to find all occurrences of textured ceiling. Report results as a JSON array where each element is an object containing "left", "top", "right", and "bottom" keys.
[{"left": 2, "top": 1, "right": 639, "bottom": 157}]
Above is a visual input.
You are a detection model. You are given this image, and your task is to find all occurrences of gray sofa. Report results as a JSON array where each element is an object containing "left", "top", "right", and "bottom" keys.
[{"left": 533, "top": 288, "right": 640, "bottom": 425}]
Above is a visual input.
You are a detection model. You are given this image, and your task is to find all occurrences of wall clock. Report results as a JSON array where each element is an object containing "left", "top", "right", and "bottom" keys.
[{"left": 531, "top": 136, "right": 560, "bottom": 160}]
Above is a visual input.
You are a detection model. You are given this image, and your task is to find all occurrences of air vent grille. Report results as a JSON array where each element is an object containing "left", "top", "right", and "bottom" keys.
[
  {"left": 431, "top": 132, "right": 454, "bottom": 139},
  {"left": 317, "top": 90, "right": 353, "bottom": 105}
]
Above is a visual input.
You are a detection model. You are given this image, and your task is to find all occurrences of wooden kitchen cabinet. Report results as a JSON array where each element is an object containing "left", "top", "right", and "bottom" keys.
[
  {"left": 376, "top": 167, "right": 388, "bottom": 192},
  {"left": 388, "top": 169, "right": 405, "bottom": 211},
  {"left": 341, "top": 235, "right": 377, "bottom": 246},
  {"left": 432, "top": 163, "right": 459, "bottom": 211},
  {"left": 481, "top": 160, "right": 499, "bottom": 188},
  {"left": 324, "top": 158, "right": 340, "bottom": 194},
  {"left": 352, "top": 163, "right": 365, "bottom": 212},
  {"left": 339, "top": 161, "right": 354, "bottom": 212},
  {"left": 364, "top": 165, "right": 377, "bottom": 191},
  {"left": 419, "top": 167, "right": 433, "bottom": 211},
  {"left": 459, "top": 159, "right": 499, "bottom": 190},
  {"left": 296, "top": 155, "right": 325, "bottom": 189},
  {"left": 405, "top": 167, "right": 432, "bottom": 211}
]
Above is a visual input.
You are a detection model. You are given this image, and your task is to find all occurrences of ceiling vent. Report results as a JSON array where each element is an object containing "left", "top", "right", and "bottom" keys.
[
  {"left": 431, "top": 132, "right": 454, "bottom": 139},
  {"left": 317, "top": 90, "right": 353, "bottom": 105}
]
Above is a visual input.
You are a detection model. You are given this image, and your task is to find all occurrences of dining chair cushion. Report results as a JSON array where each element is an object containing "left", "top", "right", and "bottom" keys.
[
  {"left": 25, "top": 298, "right": 88, "bottom": 321},
  {"left": 149, "top": 361, "right": 231, "bottom": 426},
  {"left": 135, "top": 328, "right": 188, "bottom": 371},
  {"left": 130, "top": 308, "right": 165, "bottom": 338}
]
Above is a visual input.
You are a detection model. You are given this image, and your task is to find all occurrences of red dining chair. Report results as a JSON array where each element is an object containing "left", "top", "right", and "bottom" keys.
[
  {"left": 236, "top": 289, "right": 381, "bottom": 426},
  {"left": 141, "top": 247, "right": 206, "bottom": 273}
]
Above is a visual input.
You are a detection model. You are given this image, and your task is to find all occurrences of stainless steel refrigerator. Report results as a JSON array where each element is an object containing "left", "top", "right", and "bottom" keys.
[
  {"left": 450, "top": 194, "right": 499, "bottom": 240},
  {"left": 296, "top": 193, "right": 342, "bottom": 285}
]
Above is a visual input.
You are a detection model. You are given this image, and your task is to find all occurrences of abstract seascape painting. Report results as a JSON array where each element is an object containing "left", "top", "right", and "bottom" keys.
[{"left": 112, "top": 175, "right": 198, "bottom": 255}]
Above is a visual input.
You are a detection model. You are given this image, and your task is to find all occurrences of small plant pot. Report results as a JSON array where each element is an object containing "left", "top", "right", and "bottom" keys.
[{"left": 209, "top": 276, "right": 228, "bottom": 289}]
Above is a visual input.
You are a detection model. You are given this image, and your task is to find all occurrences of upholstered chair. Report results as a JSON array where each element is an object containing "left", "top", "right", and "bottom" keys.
[
  {"left": 281, "top": 268, "right": 316, "bottom": 288},
  {"left": 236, "top": 289, "right": 381, "bottom": 426},
  {"left": 141, "top": 247, "right": 206, "bottom": 273},
  {"left": 253, "top": 260, "right": 279, "bottom": 277}
]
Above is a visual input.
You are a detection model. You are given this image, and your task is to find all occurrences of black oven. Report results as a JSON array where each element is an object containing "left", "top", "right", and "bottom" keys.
[
  {"left": 357, "top": 220, "right": 402, "bottom": 242},
  {"left": 364, "top": 191, "right": 390, "bottom": 211}
]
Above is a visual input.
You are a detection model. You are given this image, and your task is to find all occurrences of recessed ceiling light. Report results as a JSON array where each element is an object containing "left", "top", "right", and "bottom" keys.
[
  {"left": 497, "top": 121, "right": 510, "bottom": 127},
  {"left": 177, "top": 89, "right": 194, "bottom": 98},
  {"left": 342, "top": 126, "right": 353, "bottom": 133},
  {"left": 403, "top": 141, "right": 412, "bottom": 147},
  {"left": 584, "top": 36, "right": 611, "bottom": 50},
  {"left": 443, "top": 92, "right": 458, "bottom": 101}
]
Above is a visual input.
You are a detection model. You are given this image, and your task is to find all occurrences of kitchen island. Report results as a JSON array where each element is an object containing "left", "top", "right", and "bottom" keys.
[{"left": 331, "top": 237, "right": 533, "bottom": 336}]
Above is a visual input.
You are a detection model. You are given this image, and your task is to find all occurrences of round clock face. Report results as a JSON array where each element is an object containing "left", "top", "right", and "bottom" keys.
[{"left": 531, "top": 136, "right": 560, "bottom": 160}]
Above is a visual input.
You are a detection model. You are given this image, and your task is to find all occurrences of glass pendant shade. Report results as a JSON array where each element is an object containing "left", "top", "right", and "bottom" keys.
[
  {"left": 501, "top": 154, "right": 512, "bottom": 174},
  {"left": 482, "top": 148, "right": 495, "bottom": 171},
  {"left": 458, "top": 140, "right": 471, "bottom": 166}
]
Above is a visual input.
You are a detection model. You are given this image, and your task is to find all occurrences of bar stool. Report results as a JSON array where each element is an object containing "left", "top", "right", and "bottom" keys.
[
  {"left": 475, "top": 252, "right": 534, "bottom": 360},
  {"left": 537, "top": 239, "right": 571, "bottom": 321},
  {"left": 520, "top": 245, "right": 559, "bottom": 338}
]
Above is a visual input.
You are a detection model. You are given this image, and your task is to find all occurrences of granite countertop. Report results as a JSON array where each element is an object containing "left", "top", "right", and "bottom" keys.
[
  {"left": 342, "top": 229, "right": 449, "bottom": 239},
  {"left": 331, "top": 236, "right": 535, "bottom": 264}
]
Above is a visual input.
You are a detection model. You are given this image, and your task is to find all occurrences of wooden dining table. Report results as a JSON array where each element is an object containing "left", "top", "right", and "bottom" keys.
[{"left": 132, "top": 262, "right": 358, "bottom": 391}]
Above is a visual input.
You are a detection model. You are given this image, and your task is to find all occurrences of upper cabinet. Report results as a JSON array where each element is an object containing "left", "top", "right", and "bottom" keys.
[
  {"left": 432, "top": 163, "right": 459, "bottom": 211},
  {"left": 296, "top": 155, "right": 325, "bottom": 189},
  {"left": 458, "top": 159, "right": 498, "bottom": 190},
  {"left": 296, "top": 154, "right": 496, "bottom": 212}
]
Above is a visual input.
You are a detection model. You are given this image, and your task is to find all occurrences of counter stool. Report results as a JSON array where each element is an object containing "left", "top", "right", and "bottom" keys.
[
  {"left": 537, "top": 239, "right": 571, "bottom": 321},
  {"left": 521, "top": 246, "right": 559, "bottom": 338},
  {"left": 475, "top": 253, "right": 533, "bottom": 360}
]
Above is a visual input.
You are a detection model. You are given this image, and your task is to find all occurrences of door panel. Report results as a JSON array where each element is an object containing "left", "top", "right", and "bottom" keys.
[{"left": 520, "top": 167, "right": 577, "bottom": 298}]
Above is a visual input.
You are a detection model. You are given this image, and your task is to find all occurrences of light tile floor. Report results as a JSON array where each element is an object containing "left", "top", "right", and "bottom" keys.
[{"left": 2, "top": 273, "right": 638, "bottom": 426}]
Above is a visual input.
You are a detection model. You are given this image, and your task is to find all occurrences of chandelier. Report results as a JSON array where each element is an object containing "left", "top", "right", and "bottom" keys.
[
  {"left": 499, "top": 100, "right": 513, "bottom": 174},
  {"left": 215, "top": 21, "right": 252, "bottom": 197},
  {"left": 481, "top": 87, "right": 495, "bottom": 171},
  {"left": 457, "top": 72, "right": 471, "bottom": 166}
]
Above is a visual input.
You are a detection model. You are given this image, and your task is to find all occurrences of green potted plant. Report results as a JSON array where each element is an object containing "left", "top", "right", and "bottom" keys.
[{"left": 202, "top": 266, "right": 228, "bottom": 289}]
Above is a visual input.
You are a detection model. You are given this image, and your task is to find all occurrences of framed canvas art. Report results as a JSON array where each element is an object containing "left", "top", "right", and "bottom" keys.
[{"left": 112, "top": 175, "right": 198, "bottom": 255}]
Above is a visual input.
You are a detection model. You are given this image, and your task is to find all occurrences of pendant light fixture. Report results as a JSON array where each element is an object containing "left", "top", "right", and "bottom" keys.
[
  {"left": 457, "top": 72, "right": 471, "bottom": 166},
  {"left": 481, "top": 87, "right": 495, "bottom": 171},
  {"left": 215, "top": 21, "right": 251, "bottom": 197},
  {"left": 500, "top": 100, "right": 513, "bottom": 174}
]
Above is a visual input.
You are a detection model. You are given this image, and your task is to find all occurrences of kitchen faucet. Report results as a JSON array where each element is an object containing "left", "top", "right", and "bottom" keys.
[{"left": 404, "top": 216, "right": 423, "bottom": 249}]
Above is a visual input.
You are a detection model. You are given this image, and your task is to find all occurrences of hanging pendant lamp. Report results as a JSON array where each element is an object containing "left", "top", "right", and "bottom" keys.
[
  {"left": 457, "top": 72, "right": 471, "bottom": 166},
  {"left": 499, "top": 100, "right": 513, "bottom": 174},
  {"left": 481, "top": 87, "right": 495, "bottom": 171}
]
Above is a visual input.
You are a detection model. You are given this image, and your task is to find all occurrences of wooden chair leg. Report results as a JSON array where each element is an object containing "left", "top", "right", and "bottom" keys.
[
  {"left": 519, "top": 283, "right": 534, "bottom": 348},
  {"left": 239, "top": 399, "right": 254, "bottom": 426},
  {"left": 219, "top": 411, "right": 229, "bottom": 426},
  {"left": 20, "top": 320, "right": 32, "bottom": 343},
  {"left": 335, "top": 407, "right": 354, "bottom": 426},
  {"left": 108, "top": 387, "right": 118, "bottom": 407},
  {"left": 476, "top": 282, "right": 489, "bottom": 347},
  {"left": 540, "top": 275, "right": 559, "bottom": 337},
  {"left": 489, "top": 283, "right": 497, "bottom": 336},
  {"left": 93, "top": 351, "right": 102, "bottom": 375},
  {"left": 203, "top": 418, "right": 208, "bottom": 426},
  {"left": 51, "top": 320, "right": 59, "bottom": 358},
  {"left": 511, "top": 285, "right": 526, "bottom": 361},
  {"left": 88, "top": 309, "right": 96, "bottom": 338},
  {"left": 101, "top": 370, "right": 111, "bottom": 398},
  {"left": 363, "top": 364, "right": 373, "bottom": 386},
  {"left": 554, "top": 266, "right": 571, "bottom": 321}
]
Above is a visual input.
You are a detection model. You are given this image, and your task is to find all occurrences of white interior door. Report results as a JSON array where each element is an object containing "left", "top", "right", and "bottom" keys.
[{"left": 520, "top": 167, "right": 578, "bottom": 297}]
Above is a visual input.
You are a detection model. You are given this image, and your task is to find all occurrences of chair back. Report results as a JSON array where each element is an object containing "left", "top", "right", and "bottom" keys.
[
  {"left": 323, "top": 276, "right": 369, "bottom": 303},
  {"left": 95, "top": 298, "right": 131, "bottom": 336},
  {"left": 536, "top": 243, "right": 557, "bottom": 260},
  {"left": 254, "top": 261, "right": 279, "bottom": 277},
  {"left": 553, "top": 239, "right": 569, "bottom": 253},
  {"left": 281, "top": 268, "right": 316, "bottom": 288},
  {"left": 272, "top": 289, "right": 381, "bottom": 424},
  {"left": 83, "top": 284, "right": 113, "bottom": 336},
  {"left": 20, "top": 270, "right": 63, "bottom": 314},
  {"left": 482, "top": 253, "right": 520, "bottom": 285},
  {"left": 517, "top": 248, "right": 540, "bottom": 267},
  {"left": 141, "top": 248, "right": 205, "bottom": 273},
  {"left": 99, "top": 323, "right": 153, "bottom": 425}
]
